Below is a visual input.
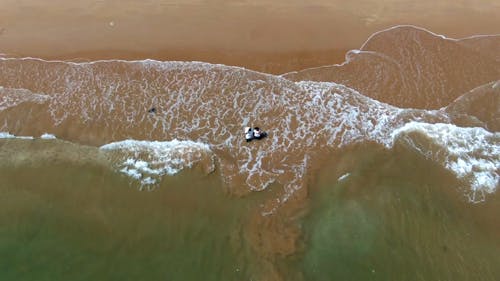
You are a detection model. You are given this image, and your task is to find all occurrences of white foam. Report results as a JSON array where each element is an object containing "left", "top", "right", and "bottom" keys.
[
  {"left": 338, "top": 173, "right": 350, "bottom": 182},
  {"left": 0, "top": 87, "right": 50, "bottom": 111},
  {"left": 120, "top": 166, "right": 142, "bottom": 180},
  {"left": 100, "top": 139, "right": 214, "bottom": 188},
  {"left": 392, "top": 122, "right": 500, "bottom": 202},
  {"left": 0, "top": 132, "right": 15, "bottom": 138},
  {"left": 1, "top": 53, "right": 497, "bottom": 207},
  {"left": 40, "top": 133, "right": 57, "bottom": 139},
  {"left": 0, "top": 132, "right": 33, "bottom": 139},
  {"left": 141, "top": 177, "right": 156, "bottom": 185},
  {"left": 0, "top": 132, "right": 57, "bottom": 140}
]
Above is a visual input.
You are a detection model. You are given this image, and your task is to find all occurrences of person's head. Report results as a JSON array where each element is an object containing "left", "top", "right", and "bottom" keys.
[{"left": 254, "top": 127, "right": 260, "bottom": 131}]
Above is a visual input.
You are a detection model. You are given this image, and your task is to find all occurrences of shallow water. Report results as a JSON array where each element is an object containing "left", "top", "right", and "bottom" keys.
[
  {"left": 0, "top": 140, "right": 264, "bottom": 281},
  {"left": 297, "top": 144, "right": 500, "bottom": 281}
]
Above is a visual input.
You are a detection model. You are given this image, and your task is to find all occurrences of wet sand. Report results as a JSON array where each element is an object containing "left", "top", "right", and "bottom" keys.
[{"left": 1, "top": 0, "right": 499, "bottom": 73}]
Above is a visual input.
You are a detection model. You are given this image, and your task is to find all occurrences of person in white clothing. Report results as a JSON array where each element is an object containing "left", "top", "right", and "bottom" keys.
[{"left": 244, "top": 127, "right": 253, "bottom": 142}]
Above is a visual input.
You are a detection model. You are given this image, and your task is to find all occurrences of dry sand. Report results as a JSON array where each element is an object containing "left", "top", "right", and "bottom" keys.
[{"left": 0, "top": 0, "right": 499, "bottom": 73}]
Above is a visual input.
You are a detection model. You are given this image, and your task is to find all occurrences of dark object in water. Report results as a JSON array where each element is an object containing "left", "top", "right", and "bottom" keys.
[
  {"left": 253, "top": 131, "right": 267, "bottom": 140},
  {"left": 245, "top": 126, "right": 267, "bottom": 142},
  {"left": 148, "top": 107, "right": 156, "bottom": 113},
  {"left": 256, "top": 131, "right": 268, "bottom": 140},
  {"left": 252, "top": 127, "right": 267, "bottom": 140}
]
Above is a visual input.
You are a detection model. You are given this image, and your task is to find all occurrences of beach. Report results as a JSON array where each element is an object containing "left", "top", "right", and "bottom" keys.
[
  {"left": 1, "top": 0, "right": 499, "bottom": 73},
  {"left": 1, "top": 1, "right": 499, "bottom": 280}
]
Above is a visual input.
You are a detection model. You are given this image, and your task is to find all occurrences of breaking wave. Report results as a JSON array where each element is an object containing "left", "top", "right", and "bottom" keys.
[
  {"left": 100, "top": 139, "right": 214, "bottom": 189},
  {"left": 392, "top": 122, "right": 500, "bottom": 202},
  {"left": 0, "top": 26, "right": 498, "bottom": 206}
]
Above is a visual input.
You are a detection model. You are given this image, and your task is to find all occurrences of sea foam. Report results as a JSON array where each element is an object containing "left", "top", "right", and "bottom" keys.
[
  {"left": 0, "top": 132, "right": 15, "bottom": 138},
  {"left": 0, "top": 87, "right": 50, "bottom": 111},
  {"left": 392, "top": 122, "right": 500, "bottom": 202},
  {"left": 100, "top": 139, "right": 214, "bottom": 188},
  {"left": 0, "top": 132, "right": 57, "bottom": 140},
  {"left": 1, "top": 55, "right": 498, "bottom": 205},
  {"left": 0, "top": 132, "right": 34, "bottom": 139},
  {"left": 40, "top": 133, "right": 57, "bottom": 139}
]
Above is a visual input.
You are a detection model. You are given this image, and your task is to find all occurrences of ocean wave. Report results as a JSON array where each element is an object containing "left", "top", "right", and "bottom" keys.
[
  {"left": 100, "top": 139, "right": 214, "bottom": 189},
  {"left": 0, "top": 57, "right": 490, "bottom": 204},
  {"left": 0, "top": 26, "right": 498, "bottom": 205},
  {"left": 392, "top": 122, "right": 500, "bottom": 202}
]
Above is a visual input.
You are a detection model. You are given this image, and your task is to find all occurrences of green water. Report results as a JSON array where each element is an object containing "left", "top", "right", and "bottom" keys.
[
  {"left": 298, "top": 145, "right": 500, "bottom": 281},
  {"left": 0, "top": 147, "right": 258, "bottom": 280},
  {"left": 2, "top": 140, "right": 500, "bottom": 281}
]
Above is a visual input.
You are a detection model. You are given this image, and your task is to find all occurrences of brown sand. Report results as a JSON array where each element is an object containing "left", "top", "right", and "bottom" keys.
[{"left": 1, "top": 0, "right": 499, "bottom": 73}]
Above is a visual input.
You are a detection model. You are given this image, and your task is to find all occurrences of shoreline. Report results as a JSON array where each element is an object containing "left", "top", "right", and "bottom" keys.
[
  {"left": 1, "top": 1, "right": 499, "bottom": 74},
  {"left": 38, "top": 48, "right": 351, "bottom": 75}
]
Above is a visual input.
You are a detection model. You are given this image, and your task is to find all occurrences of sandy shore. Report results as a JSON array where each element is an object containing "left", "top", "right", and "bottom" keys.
[{"left": 0, "top": 0, "right": 499, "bottom": 73}]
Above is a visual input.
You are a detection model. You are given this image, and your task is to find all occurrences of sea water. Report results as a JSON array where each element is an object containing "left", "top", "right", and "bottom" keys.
[{"left": 0, "top": 25, "right": 499, "bottom": 280}]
